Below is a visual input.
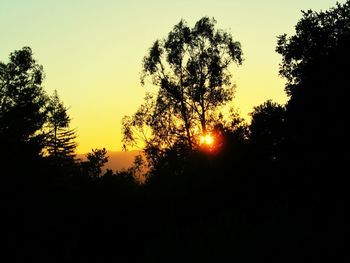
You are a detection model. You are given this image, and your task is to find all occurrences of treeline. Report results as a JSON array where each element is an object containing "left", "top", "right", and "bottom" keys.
[{"left": 2, "top": 2, "right": 349, "bottom": 262}]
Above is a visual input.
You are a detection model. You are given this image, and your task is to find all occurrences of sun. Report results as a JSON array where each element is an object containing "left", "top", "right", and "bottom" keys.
[
  {"left": 200, "top": 133, "right": 214, "bottom": 146},
  {"left": 198, "top": 131, "right": 223, "bottom": 153}
]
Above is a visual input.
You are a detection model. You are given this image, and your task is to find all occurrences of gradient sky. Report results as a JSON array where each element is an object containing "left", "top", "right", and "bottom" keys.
[{"left": 0, "top": 0, "right": 345, "bottom": 153}]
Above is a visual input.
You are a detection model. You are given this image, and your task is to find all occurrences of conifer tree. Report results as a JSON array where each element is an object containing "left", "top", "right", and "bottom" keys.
[{"left": 45, "top": 90, "right": 76, "bottom": 161}]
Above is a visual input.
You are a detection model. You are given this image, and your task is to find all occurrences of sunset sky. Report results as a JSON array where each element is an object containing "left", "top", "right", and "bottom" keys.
[{"left": 0, "top": 0, "right": 345, "bottom": 153}]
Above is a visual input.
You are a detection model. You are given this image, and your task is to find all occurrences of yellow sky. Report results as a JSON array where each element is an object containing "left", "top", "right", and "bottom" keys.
[{"left": 0, "top": 0, "right": 345, "bottom": 153}]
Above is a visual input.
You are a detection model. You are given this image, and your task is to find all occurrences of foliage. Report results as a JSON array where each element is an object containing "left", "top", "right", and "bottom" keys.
[
  {"left": 276, "top": 1, "right": 350, "bottom": 97},
  {"left": 123, "top": 17, "right": 242, "bottom": 162},
  {"left": 276, "top": 0, "right": 350, "bottom": 156}
]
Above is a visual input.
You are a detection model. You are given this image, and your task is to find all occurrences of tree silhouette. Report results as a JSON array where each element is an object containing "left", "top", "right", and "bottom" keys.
[
  {"left": 276, "top": 1, "right": 350, "bottom": 158},
  {"left": 275, "top": 3, "right": 349, "bottom": 259},
  {"left": 0, "top": 47, "right": 48, "bottom": 162},
  {"left": 81, "top": 148, "right": 109, "bottom": 178},
  {"left": 123, "top": 17, "right": 242, "bottom": 161},
  {"left": 249, "top": 100, "right": 286, "bottom": 162},
  {"left": 45, "top": 90, "right": 76, "bottom": 162}
]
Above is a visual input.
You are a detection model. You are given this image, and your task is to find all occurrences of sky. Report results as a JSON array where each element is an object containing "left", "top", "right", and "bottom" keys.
[{"left": 0, "top": 0, "right": 346, "bottom": 153}]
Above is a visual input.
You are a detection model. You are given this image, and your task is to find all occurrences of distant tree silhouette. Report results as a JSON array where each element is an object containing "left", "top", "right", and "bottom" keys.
[
  {"left": 45, "top": 90, "right": 76, "bottom": 163},
  {"left": 81, "top": 148, "right": 108, "bottom": 178},
  {"left": 0, "top": 47, "right": 48, "bottom": 164},
  {"left": 123, "top": 17, "right": 242, "bottom": 162},
  {"left": 249, "top": 100, "right": 286, "bottom": 162}
]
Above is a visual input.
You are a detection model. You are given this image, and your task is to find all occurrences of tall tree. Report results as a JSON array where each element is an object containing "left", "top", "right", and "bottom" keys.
[
  {"left": 0, "top": 47, "right": 48, "bottom": 160},
  {"left": 45, "top": 90, "right": 76, "bottom": 161},
  {"left": 276, "top": 1, "right": 350, "bottom": 157},
  {"left": 275, "top": 4, "right": 349, "bottom": 257},
  {"left": 123, "top": 17, "right": 242, "bottom": 160}
]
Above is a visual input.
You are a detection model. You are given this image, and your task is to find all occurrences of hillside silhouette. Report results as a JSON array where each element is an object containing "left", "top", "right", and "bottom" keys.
[{"left": 1, "top": 2, "right": 349, "bottom": 262}]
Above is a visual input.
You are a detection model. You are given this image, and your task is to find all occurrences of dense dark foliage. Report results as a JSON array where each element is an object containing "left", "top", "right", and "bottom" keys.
[{"left": 2, "top": 2, "right": 349, "bottom": 262}]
